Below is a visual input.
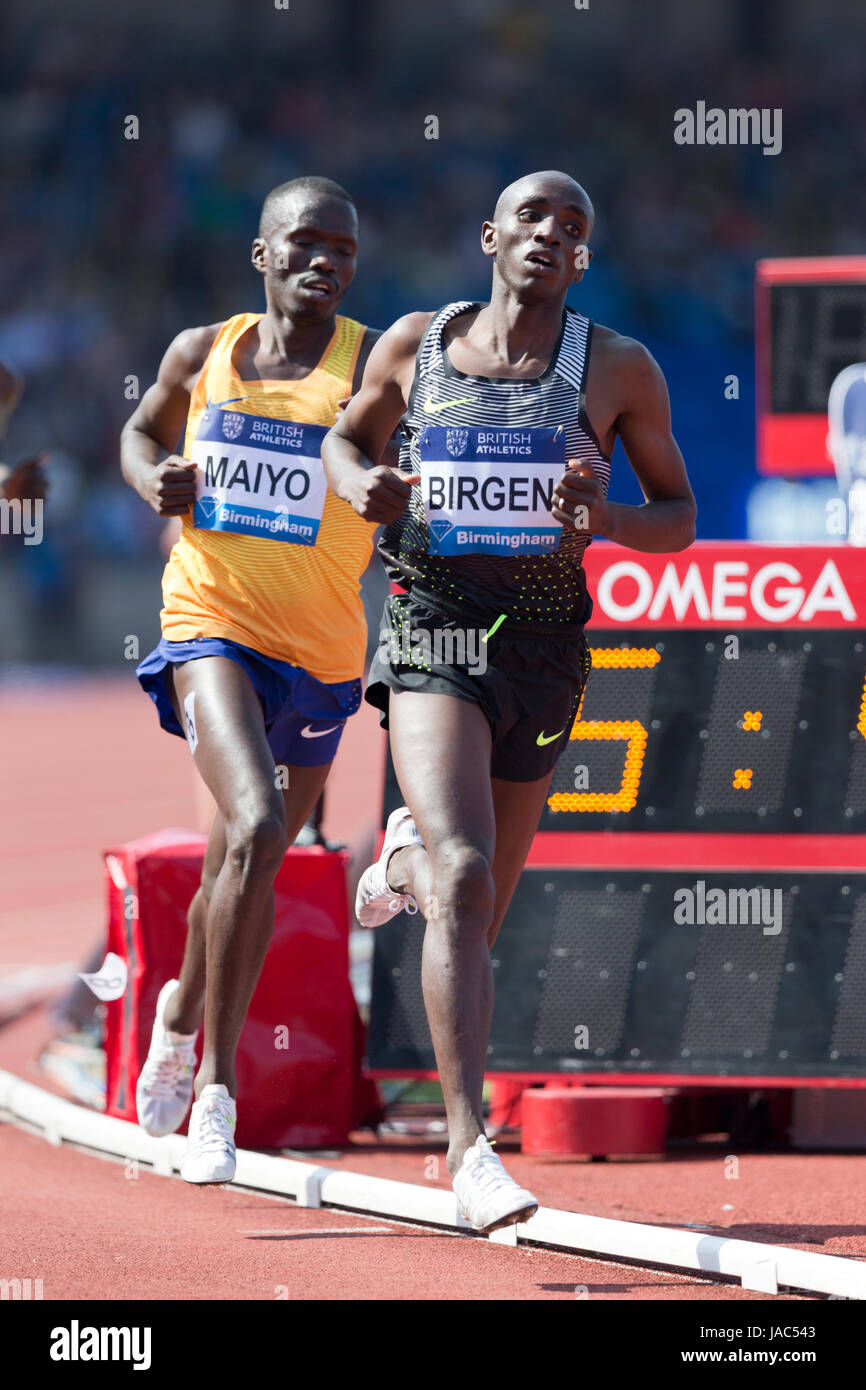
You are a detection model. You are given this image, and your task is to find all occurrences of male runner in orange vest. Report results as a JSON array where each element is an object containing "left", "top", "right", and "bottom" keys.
[{"left": 122, "top": 177, "right": 378, "bottom": 1183}]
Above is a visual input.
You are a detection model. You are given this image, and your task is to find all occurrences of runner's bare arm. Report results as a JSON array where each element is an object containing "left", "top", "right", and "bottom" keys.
[
  {"left": 350, "top": 328, "right": 400, "bottom": 468},
  {"left": 322, "top": 312, "right": 431, "bottom": 525},
  {"left": 553, "top": 342, "right": 696, "bottom": 552},
  {"left": 120, "top": 324, "right": 222, "bottom": 517},
  {"left": 351, "top": 327, "right": 382, "bottom": 395}
]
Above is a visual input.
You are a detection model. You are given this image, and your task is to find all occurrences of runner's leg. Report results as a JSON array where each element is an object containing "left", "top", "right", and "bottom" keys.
[
  {"left": 279, "top": 771, "right": 332, "bottom": 844},
  {"left": 167, "top": 657, "right": 330, "bottom": 1097},
  {"left": 159, "top": 671, "right": 227, "bottom": 1035},
  {"left": 387, "top": 775, "right": 555, "bottom": 951},
  {"left": 388, "top": 711, "right": 557, "bottom": 1170},
  {"left": 163, "top": 813, "right": 226, "bottom": 1034},
  {"left": 386, "top": 691, "right": 498, "bottom": 1176},
  {"left": 486, "top": 773, "right": 554, "bottom": 947}
]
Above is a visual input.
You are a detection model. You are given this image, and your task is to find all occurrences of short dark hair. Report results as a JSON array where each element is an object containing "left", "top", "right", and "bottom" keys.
[{"left": 258, "top": 177, "right": 355, "bottom": 237}]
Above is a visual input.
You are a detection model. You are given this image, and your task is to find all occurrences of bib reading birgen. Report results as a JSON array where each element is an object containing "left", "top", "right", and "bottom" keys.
[
  {"left": 191, "top": 407, "right": 328, "bottom": 546},
  {"left": 420, "top": 424, "right": 566, "bottom": 556},
  {"left": 379, "top": 300, "right": 612, "bottom": 624}
]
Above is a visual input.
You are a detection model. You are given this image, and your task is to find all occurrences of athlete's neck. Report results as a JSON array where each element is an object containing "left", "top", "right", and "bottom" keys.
[
  {"left": 257, "top": 308, "right": 336, "bottom": 367},
  {"left": 473, "top": 282, "right": 565, "bottom": 371}
]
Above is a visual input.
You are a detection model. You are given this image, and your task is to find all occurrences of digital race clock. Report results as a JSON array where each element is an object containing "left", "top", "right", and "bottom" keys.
[
  {"left": 373, "top": 543, "right": 866, "bottom": 1081},
  {"left": 756, "top": 257, "right": 866, "bottom": 476},
  {"left": 541, "top": 544, "right": 866, "bottom": 836}
]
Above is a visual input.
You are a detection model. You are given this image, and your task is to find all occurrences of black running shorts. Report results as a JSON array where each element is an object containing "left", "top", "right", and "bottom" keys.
[{"left": 365, "top": 588, "right": 592, "bottom": 783}]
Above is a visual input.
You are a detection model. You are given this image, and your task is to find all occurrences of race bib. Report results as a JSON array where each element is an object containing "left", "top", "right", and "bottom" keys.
[
  {"left": 190, "top": 407, "right": 328, "bottom": 546},
  {"left": 418, "top": 424, "right": 565, "bottom": 556}
]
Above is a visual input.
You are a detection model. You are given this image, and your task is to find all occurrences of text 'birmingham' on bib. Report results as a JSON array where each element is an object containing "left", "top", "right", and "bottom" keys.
[{"left": 418, "top": 423, "right": 566, "bottom": 556}]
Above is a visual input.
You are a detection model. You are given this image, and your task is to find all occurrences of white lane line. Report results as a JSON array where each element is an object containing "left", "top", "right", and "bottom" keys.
[
  {"left": 0, "top": 961, "right": 77, "bottom": 1000},
  {"left": 1, "top": 1068, "right": 863, "bottom": 1299},
  {"left": 238, "top": 1226, "right": 396, "bottom": 1236}
]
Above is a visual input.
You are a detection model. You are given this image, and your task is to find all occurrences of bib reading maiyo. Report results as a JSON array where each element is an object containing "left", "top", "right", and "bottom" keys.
[
  {"left": 418, "top": 423, "right": 566, "bottom": 556},
  {"left": 191, "top": 407, "right": 327, "bottom": 546},
  {"left": 160, "top": 311, "right": 376, "bottom": 681}
]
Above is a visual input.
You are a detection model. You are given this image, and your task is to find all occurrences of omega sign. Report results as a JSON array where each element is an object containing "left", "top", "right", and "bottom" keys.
[{"left": 582, "top": 545, "right": 863, "bottom": 628}]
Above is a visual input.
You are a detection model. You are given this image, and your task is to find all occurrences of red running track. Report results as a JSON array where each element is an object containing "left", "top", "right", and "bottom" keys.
[
  {"left": 0, "top": 677, "right": 861, "bottom": 1300},
  {"left": 6, "top": 1120, "right": 786, "bottom": 1303}
]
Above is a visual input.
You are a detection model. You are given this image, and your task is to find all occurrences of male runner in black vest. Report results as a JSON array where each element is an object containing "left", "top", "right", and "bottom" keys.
[{"left": 322, "top": 170, "right": 695, "bottom": 1232}]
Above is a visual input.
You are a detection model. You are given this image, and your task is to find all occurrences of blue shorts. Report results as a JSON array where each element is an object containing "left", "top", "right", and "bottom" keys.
[{"left": 136, "top": 636, "right": 362, "bottom": 766}]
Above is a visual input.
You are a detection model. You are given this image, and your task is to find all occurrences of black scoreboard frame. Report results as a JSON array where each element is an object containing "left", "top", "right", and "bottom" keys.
[{"left": 368, "top": 543, "right": 866, "bottom": 1087}]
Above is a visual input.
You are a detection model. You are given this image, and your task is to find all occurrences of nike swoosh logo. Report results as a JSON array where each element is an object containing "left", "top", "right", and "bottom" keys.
[
  {"left": 300, "top": 724, "right": 341, "bottom": 739},
  {"left": 536, "top": 728, "right": 565, "bottom": 747},
  {"left": 422, "top": 394, "right": 477, "bottom": 414}
]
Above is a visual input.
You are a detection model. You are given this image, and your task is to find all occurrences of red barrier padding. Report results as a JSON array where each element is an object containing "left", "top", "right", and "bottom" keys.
[
  {"left": 104, "top": 829, "right": 378, "bottom": 1149},
  {"left": 521, "top": 1086, "right": 672, "bottom": 1157},
  {"left": 488, "top": 1079, "right": 526, "bottom": 1130}
]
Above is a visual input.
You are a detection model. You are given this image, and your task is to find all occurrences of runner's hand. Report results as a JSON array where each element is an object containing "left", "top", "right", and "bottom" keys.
[
  {"left": 141, "top": 456, "right": 198, "bottom": 516},
  {"left": 346, "top": 467, "right": 420, "bottom": 524},
  {"left": 552, "top": 460, "right": 611, "bottom": 537}
]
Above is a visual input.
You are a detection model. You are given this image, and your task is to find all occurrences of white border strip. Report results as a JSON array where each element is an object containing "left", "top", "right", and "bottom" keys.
[
  {"left": 2, "top": 1068, "right": 864, "bottom": 1299},
  {"left": 0, "top": 962, "right": 76, "bottom": 1004}
]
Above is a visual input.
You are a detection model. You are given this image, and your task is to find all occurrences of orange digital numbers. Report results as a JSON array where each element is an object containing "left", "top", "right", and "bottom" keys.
[
  {"left": 548, "top": 648, "right": 660, "bottom": 814},
  {"left": 731, "top": 710, "right": 762, "bottom": 789}
]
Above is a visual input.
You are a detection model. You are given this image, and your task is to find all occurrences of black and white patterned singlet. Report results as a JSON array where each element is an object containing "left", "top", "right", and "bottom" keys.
[{"left": 378, "top": 300, "right": 611, "bottom": 626}]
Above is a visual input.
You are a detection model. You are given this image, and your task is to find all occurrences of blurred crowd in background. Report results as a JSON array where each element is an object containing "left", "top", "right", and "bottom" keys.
[{"left": 1, "top": 0, "right": 863, "bottom": 664}]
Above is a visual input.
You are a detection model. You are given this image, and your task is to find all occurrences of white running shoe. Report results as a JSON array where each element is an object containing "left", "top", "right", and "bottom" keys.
[
  {"left": 135, "top": 979, "right": 197, "bottom": 1137},
  {"left": 355, "top": 806, "right": 425, "bottom": 928},
  {"left": 453, "top": 1135, "right": 539, "bottom": 1234},
  {"left": 179, "top": 1084, "right": 237, "bottom": 1185}
]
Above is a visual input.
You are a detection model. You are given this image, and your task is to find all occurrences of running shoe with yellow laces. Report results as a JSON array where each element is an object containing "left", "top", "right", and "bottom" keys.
[{"left": 179, "top": 1084, "right": 237, "bottom": 1185}]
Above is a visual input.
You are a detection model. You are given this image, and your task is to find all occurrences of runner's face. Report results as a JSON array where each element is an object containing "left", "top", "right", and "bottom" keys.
[
  {"left": 486, "top": 186, "right": 593, "bottom": 301},
  {"left": 263, "top": 197, "right": 358, "bottom": 320}
]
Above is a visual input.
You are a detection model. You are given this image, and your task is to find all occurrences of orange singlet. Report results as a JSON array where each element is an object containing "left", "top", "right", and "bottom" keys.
[{"left": 161, "top": 312, "right": 377, "bottom": 684}]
